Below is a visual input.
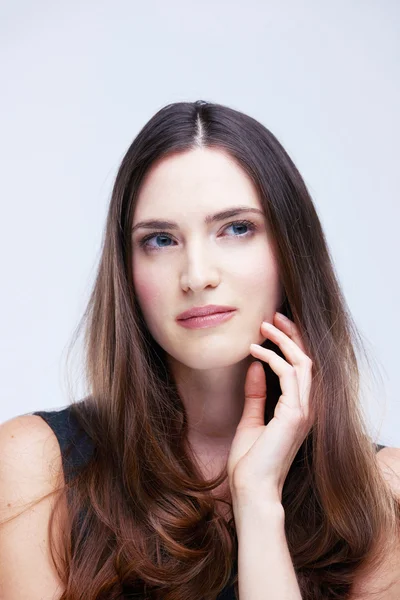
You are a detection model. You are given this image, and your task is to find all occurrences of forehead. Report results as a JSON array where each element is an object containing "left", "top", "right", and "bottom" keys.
[{"left": 134, "top": 147, "right": 261, "bottom": 218}]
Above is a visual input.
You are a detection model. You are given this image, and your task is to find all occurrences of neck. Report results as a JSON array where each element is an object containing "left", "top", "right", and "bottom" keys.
[{"left": 166, "top": 353, "right": 254, "bottom": 444}]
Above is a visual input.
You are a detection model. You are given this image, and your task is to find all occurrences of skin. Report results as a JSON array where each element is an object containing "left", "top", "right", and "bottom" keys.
[
  {"left": 131, "top": 147, "right": 283, "bottom": 468},
  {"left": 130, "top": 149, "right": 400, "bottom": 593}
]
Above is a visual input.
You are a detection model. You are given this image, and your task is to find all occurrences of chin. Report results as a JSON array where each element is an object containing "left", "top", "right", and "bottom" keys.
[{"left": 170, "top": 347, "right": 252, "bottom": 371}]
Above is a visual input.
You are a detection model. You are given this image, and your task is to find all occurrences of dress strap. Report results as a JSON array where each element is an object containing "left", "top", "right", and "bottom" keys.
[{"left": 32, "top": 405, "right": 94, "bottom": 483}]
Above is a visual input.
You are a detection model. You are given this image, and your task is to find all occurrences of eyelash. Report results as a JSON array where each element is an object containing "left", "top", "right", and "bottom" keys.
[{"left": 138, "top": 219, "right": 257, "bottom": 252}]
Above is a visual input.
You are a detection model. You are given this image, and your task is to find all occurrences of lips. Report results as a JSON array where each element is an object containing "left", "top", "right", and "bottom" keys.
[{"left": 176, "top": 305, "right": 236, "bottom": 321}]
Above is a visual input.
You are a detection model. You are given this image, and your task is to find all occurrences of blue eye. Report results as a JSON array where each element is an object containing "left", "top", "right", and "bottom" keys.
[{"left": 138, "top": 219, "right": 257, "bottom": 252}]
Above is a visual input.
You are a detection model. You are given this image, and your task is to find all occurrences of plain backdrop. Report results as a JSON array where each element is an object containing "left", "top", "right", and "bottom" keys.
[{"left": 1, "top": 1, "right": 398, "bottom": 446}]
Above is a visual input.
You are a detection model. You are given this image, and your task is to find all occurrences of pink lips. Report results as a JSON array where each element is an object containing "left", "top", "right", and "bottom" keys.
[
  {"left": 176, "top": 309, "right": 237, "bottom": 329},
  {"left": 176, "top": 304, "right": 236, "bottom": 321}
]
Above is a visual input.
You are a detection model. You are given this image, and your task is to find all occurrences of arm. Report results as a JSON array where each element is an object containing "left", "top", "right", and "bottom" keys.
[
  {"left": 226, "top": 315, "right": 313, "bottom": 598},
  {"left": 233, "top": 490, "right": 302, "bottom": 600}
]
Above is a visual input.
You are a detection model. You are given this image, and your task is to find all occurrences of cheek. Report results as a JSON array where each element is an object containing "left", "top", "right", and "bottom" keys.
[
  {"left": 133, "top": 262, "right": 164, "bottom": 321},
  {"left": 232, "top": 242, "right": 280, "bottom": 293},
  {"left": 236, "top": 250, "right": 282, "bottom": 329},
  {"left": 135, "top": 278, "right": 160, "bottom": 306},
  {"left": 244, "top": 256, "right": 274, "bottom": 283}
]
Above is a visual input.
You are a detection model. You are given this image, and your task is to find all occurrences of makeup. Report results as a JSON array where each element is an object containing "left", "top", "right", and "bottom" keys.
[{"left": 177, "top": 310, "right": 236, "bottom": 329}]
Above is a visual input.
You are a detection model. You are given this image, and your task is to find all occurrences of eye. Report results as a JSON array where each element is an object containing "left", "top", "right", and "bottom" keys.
[{"left": 138, "top": 219, "right": 257, "bottom": 252}]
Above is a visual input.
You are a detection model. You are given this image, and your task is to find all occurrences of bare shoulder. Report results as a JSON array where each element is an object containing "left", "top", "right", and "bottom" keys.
[
  {"left": 349, "top": 446, "right": 400, "bottom": 599},
  {"left": 376, "top": 446, "right": 400, "bottom": 499},
  {"left": 0, "top": 414, "right": 67, "bottom": 599},
  {"left": 0, "top": 414, "right": 65, "bottom": 505}
]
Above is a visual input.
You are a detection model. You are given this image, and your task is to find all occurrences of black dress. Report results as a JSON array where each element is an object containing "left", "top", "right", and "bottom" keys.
[{"left": 31, "top": 404, "right": 387, "bottom": 599}]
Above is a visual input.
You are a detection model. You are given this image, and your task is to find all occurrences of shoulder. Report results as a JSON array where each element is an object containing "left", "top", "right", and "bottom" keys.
[
  {"left": 376, "top": 446, "right": 400, "bottom": 499},
  {"left": 0, "top": 414, "right": 67, "bottom": 596},
  {"left": 0, "top": 413, "right": 65, "bottom": 520},
  {"left": 349, "top": 446, "right": 400, "bottom": 599},
  {"left": 0, "top": 413, "right": 64, "bottom": 488}
]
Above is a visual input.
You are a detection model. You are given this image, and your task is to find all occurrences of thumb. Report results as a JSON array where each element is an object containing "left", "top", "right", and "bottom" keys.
[{"left": 239, "top": 360, "right": 267, "bottom": 428}]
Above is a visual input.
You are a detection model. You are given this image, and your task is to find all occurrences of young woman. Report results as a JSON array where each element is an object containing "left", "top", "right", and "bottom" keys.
[{"left": 1, "top": 100, "right": 399, "bottom": 600}]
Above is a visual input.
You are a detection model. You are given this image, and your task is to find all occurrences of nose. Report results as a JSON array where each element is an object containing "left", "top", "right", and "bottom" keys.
[{"left": 180, "top": 241, "right": 220, "bottom": 292}]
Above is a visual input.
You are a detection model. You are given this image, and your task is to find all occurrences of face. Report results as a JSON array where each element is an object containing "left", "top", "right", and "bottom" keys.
[{"left": 131, "top": 147, "right": 282, "bottom": 371}]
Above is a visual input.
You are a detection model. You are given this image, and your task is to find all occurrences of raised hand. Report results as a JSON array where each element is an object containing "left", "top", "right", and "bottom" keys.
[{"left": 227, "top": 311, "right": 314, "bottom": 504}]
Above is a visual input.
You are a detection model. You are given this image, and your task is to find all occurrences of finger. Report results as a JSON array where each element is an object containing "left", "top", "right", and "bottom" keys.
[
  {"left": 240, "top": 360, "right": 267, "bottom": 428},
  {"left": 273, "top": 312, "right": 309, "bottom": 356},
  {"left": 249, "top": 345, "right": 300, "bottom": 409},
  {"left": 272, "top": 314, "right": 313, "bottom": 413},
  {"left": 261, "top": 321, "right": 312, "bottom": 371},
  {"left": 262, "top": 319, "right": 313, "bottom": 410}
]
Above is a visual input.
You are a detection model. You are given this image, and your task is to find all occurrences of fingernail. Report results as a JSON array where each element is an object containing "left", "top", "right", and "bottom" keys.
[{"left": 276, "top": 311, "right": 289, "bottom": 321}]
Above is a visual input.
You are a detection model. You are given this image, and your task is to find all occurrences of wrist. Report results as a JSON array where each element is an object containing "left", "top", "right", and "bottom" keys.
[
  {"left": 231, "top": 481, "right": 283, "bottom": 510},
  {"left": 234, "top": 501, "right": 285, "bottom": 540},
  {"left": 231, "top": 486, "right": 285, "bottom": 530}
]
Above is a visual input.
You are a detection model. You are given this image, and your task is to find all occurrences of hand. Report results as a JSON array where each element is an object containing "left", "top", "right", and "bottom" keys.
[{"left": 227, "top": 312, "right": 315, "bottom": 504}]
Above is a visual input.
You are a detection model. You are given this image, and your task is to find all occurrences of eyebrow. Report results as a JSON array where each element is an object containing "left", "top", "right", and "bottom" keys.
[{"left": 131, "top": 206, "right": 265, "bottom": 233}]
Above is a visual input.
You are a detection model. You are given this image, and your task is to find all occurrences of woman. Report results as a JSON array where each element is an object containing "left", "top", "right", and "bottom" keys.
[{"left": 1, "top": 100, "right": 399, "bottom": 599}]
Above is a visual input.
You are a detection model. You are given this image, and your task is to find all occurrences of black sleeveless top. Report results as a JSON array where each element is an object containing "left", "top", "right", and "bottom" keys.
[{"left": 31, "top": 404, "right": 387, "bottom": 600}]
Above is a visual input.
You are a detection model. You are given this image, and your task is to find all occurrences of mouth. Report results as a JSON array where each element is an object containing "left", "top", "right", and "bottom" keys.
[
  {"left": 176, "top": 305, "right": 237, "bottom": 320},
  {"left": 176, "top": 309, "right": 237, "bottom": 330}
]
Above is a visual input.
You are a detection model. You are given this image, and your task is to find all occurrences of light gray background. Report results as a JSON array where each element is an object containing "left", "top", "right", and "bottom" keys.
[{"left": 1, "top": 1, "right": 398, "bottom": 446}]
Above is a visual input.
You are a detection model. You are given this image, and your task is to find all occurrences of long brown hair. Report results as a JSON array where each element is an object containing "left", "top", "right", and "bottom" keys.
[{"left": 11, "top": 100, "right": 400, "bottom": 599}]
